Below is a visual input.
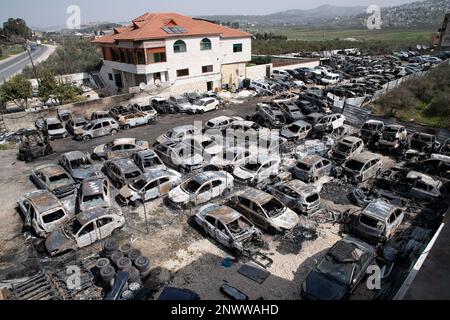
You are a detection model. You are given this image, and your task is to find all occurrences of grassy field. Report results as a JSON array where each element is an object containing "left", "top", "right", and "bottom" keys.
[
  {"left": 253, "top": 27, "right": 433, "bottom": 44},
  {"left": 0, "top": 44, "right": 25, "bottom": 61}
]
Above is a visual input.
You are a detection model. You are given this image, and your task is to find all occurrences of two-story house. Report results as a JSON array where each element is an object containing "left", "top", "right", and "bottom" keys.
[{"left": 92, "top": 12, "right": 252, "bottom": 93}]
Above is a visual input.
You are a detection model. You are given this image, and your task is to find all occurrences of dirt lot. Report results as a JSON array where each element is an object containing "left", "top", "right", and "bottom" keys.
[{"left": 0, "top": 99, "right": 393, "bottom": 299}]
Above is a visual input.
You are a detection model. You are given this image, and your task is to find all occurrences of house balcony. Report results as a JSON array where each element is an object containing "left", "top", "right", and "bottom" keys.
[{"left": 103, "top": 59, "right": 169, "bottom": 75}]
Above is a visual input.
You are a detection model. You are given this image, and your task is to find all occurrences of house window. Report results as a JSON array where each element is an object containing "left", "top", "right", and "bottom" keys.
[
  {"left": 120, "top": 50, "right": 126, "bottom": 63},
  {"left": 200, "top": 38, "right": 212, "bottom": 51},
  {"left": 136, "top": 50, "right": 145, "bottom": 64},
  {"left": 233, "top": 43, "right": 243, "bottom": 53},
  {"left": 108, "top": 73, "right": 113, "bottom": 81},
  {"left": 127, "top": 50, "right": 134, "bottom": 64},
  {"left": 174, "top": 40, "right": 187, "bottom": 53},
  {"left": 154, "top": 52, "right": 166, "bottom": 63},
  {"left": 176, "top": 68, "right": 189, "bottom": 77},
  {"left": 111, "top": 50, "right": 120, "bottom": 62},
  {"left": 202, "top": 65, "right": 213, "bottom": 73}
]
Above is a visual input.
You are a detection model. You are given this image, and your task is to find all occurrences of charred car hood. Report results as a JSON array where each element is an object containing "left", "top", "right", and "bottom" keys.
[
  {"left": 48, "top": 128, "right": 66, "bottom": 136},
  {"left": 181, "top": 154, "right": 203, "bottom": 166},
  {"left": 269, "top": 209, "right": 299, "bottom": 230},
  {"left": 233, "top": 167, "right": 255, "bottom": 181},
  {"left": 119, "top": 185, "right": 138, "bottom": 200},
  {"left": 169, "top": 187, "right": 190, "bottom": 204},
  {"left": 45, "top": 228, "right": 73, "bottom": 254},
  {"left": 303, "top": 270, "right": 348, "bottom": 300},
  {"left": 280, "top": 129, "right": 297, "bottom": 139},
  {"left": 71, "top": 167, "right": 100, "bottom": 181}
]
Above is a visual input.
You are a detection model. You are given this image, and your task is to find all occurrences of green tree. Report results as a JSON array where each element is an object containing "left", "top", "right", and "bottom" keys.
[
  {"left": 37, "top": 69, "right": 58, "bottom": 103},
  {"left": 0, "top": 74, "right": 32, "bottom": 109},
  {"left": 53, "top": 82, "right": 84, "bottom": 105},
  {"left": 2, "top": 18, "right": 31, "bottom": 39}
]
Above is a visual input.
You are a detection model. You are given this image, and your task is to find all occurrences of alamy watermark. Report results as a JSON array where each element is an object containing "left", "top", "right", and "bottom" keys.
[{"left": 66, "top": 5, "right": 81, "bottom": 30}]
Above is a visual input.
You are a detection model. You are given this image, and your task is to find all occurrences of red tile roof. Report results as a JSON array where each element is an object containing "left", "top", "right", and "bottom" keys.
[{"left": 93, "top": 12, "right": 251, "bottom": 44}]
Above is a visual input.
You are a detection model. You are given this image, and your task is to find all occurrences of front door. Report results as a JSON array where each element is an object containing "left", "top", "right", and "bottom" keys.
[
  {"left": 76, "top": 221, "right": 97, "bottom": 248},
  {"left": 207, "top": 81, "right": 213, "bottom": 91},
  {"left": 114, "top": 73, "right": 123, "bottom": 88}
]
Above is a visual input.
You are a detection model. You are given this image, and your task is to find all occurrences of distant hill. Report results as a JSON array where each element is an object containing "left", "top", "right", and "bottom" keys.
[{"left": 200, "top": 0, "right": 450, "bottom": 28}]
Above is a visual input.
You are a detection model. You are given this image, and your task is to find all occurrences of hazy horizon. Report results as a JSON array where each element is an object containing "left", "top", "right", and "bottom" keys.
[{"left": 0, "top": 0, "right": 420, "bottom": 29}]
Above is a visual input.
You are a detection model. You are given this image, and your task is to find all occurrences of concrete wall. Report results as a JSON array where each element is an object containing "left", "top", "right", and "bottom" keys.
[
  {"left": 1, "top": 93, "right": 136, "bottom": 132},
  {"left": 273, "top": 60, "right": 320, "bottom": 71},
  {"left": 245, "top": 64, "right": 272, "bottom": 81}
]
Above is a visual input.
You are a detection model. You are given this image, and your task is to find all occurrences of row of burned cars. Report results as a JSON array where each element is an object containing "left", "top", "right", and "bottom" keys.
[{"left": 15, "top": 94, "right": 449, "bottom": 300}]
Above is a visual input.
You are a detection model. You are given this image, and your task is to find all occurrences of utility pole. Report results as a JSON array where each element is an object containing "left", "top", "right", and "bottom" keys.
[
  {"left": 26, "top": 44, "right": 40, "bottom": 86},
  {"left": 140, "top": 191, "right": 150, "bottom": 235}
]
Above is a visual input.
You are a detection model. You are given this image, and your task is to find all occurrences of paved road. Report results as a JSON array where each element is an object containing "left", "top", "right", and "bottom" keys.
[{"left": 0, "top": 46, "right": 51, "bottom": 84}]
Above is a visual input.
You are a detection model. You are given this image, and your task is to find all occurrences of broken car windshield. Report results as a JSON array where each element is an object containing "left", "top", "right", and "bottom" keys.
[{"left": 317, "top": 254, "right": 355, "bottom": 285}]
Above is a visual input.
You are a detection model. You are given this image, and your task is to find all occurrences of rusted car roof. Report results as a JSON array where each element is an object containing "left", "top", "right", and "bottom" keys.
[
  {"left": 76, "top": 207, "right": 115, "bottom": 225},
  {"left": 407, "top": 171, "right": 441, "bottom": 188},
  {"left": 192, "top": 171, "right": 227, "bottom": 184},
  {"left": 299, "top": 154, "right": 324, "bottom": 165},
  {"left": 34, "top": 164, "right": 68, "bottom": 177},
  {"left": 236, "top": 187, "right": 273, "bottom": 205},
  {"left": 203, "top": 205, "right": 242, "bottom": 225},
  {"left": 350, "top": 151, "right": 381, "bottom": 163},
  {"left": 26, "top": 190, "right": 61, "bottom": 213},
  {"left": 110, "top": 158, "right": 140, "bottom": 172},
  {"left": 108, "top": 138, "right": 138, "bottom": 146},
  {"left": 81, "top": 177, "right": 106, "bottom": 196}
]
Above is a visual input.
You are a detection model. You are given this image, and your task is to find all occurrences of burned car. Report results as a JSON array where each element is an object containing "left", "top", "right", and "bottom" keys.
[
  {"left": 301, "top": 237, "right": 375, "bottom": 300},
  {"left": 280, "top": 120, "right": 312, "bottom": 141},
  {"left": 210, "top": 147, "right": 252, "bottom": 172},
  {"left": 45, "top": 207, "right": 125, "bottom": 256},
  {"left": 31, "top": 164, "right": 76, "bottom": 198},
  {"left": 233, "top": 154, "right": 281, "bottom": 186},
  {"left": 59, "top": 151, "right": 101, "bottom": 181},
  {"left": 151, "top": 97, "right": 174, "bottom": 114},
  {"left": 168, "top": 171, "right": 234, "bottom": 208},
  {"left": 74, "top": 118, "right": 119, "bottom": 141},
  {"left": 353, "top": 200, "right": 404, "bottom": 242},
  {"left": 378, "top": 125, "right": 408, "bottom": 152},
  {"left": 271, "top": 102, "right": 304, "bottom": 123},
  {"left": 169, "top": 95, "right": 194, "bottom": 113},
  {"left": 304, "top": 112, "right": 325, "bottom": 125},
  {"left": 342, "top": 152, "right": 382, "bottom": 182},
  {"left": 117, "top": 169, "right": 181, "bottom": 206},
  {"left": 292, "top": 155, "right": 333, "bottom": 182},
  {"left": 130, "top": 103, "right": 158, "bottom": 118},
  {"left": 103, "top": 158, "right": 142, "bottom": 188},
  {"left": 409, "top": 132, "right": 441, "bottom": 153},
  {"left": 90, "top": 111, "right": 111, "bottom": 121},
  {"left": 248, "top": 103, "right": 286, "bottom": 129},
  {"left": 314, "top": 114, "right": 346, "bottom": 133},
  {"left": 133, "top": 149, "right": 166, "bottom": 173},
  {"left": 329, "top": 136, "right": 364, "bottom": 163},
  {"left": 77, "top": 177, "right": 111, "bottom": 212},
  {"left": 117, "top": 111, "right": 157, "bottom": 129},
  {"left": 154, "top": 141, "right": 205, "bottom": 173},
  {"left": 17, "top": 129, "right": 53, "bottom": 162},
  {"left": 92, "top": 138, "right": 149, "bottom": 160},
  {"left": 194, "top": 204, "right": 265, "bottom": 256},
  {"left": 231, "top": 188, "right": 299, "bottom": 234},
  {"left": 390, "top": 171, "right": 443, "bottom": 201},
  {"left": 439, "top": 138, "right": 450, "bottom": 156},
  {"left": 297, "top": 100, "right": 321, "bottom": 115},
  {"left": 359, "top": 120, "right": 384, "bottom": 144},
  {"left": 155, "top": 125, "right": 196, "bottom": 145},
  {"left": 66, "top": 116, "right": 88, "bottom": 135},
  {"left": 266, "top": 179, "right": 320, "bottom": 215},
  {"left": 17, "top": 190, "right": 70, "bottom": 237},
  {"left": 204, "top": 116, "right": 243, "bottom": 131},
  {"left": 45, "top": 117, "right": 68, "bottom": 140}
]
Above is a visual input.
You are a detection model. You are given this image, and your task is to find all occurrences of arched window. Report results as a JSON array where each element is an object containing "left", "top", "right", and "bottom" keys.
[
  {"left": 174, "top": 40, "right": 186, "bottom": 53},
  {"left": 200, "top": 38, "right": 212, "bottom": 51}
]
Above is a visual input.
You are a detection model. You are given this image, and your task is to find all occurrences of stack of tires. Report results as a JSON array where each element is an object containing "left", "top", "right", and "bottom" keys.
[{"left": 96, "top": 239, "right": 151, "bottom": 300}]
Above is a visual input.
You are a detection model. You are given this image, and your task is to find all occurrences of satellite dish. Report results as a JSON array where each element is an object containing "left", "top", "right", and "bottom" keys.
[
  {"left": 416, "top": 44, "right": 421, "bottom": 50},
  {"left": 139, "top": 82, "right": 147, "bottom": 91},
  {"left": 154, "top": 79, "right": 162, "bottom": 87}
]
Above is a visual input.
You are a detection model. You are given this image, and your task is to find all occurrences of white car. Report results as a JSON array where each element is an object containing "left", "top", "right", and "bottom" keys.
[
  {"left": 233, "top": 154, "right": 281, "bottom": 186},
  {"left": 178, "top": 135, "right": 222, "bottom": 157},
  {"left": 204, "top": 116, "right": 243, "bottom": 131},
  {"left": 78, "top": 177, "right": 111, "bottom": 212},
  {"left": 17, "top": 190, "right": 70, "bottom": 237},
  {"left": 314, "top": 114, "right": 346, "bottom": 132},
  {"left": 188, "top": 98, "right": 220, "bottom": 114},
  {"left": 168, "top": 171, "right": 234, "bottom": 208},
  {"left": 117, "top": 169, "right": 181, "bottom": 206},
  {"left": 320, "top": 73, "right": 340, "bottom": 85},
  {"left": 155, "top": 125, "right": 196, "bottom": 145},
  {"left": 46, "top": 117, "right": 68, "bottom": 140},
  {"left": 154, "top": 141, "right": 205, "bottom": 173},
  {"left": 272, "top": 69, "right": 293, "bottom": 81}
]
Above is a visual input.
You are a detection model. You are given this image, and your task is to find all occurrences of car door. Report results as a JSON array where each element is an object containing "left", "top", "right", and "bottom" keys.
[
  {"left": 361, "top": 161, "right": 372, "bottom": 181},
  {"left": 210, "top": 180, "right": 223, "bottom": 198},
  {"left": 96, "top": 216, "right": 115, "bottom": 240},
  {"left": 91, "top": 123, "right": 103, "bottom": 138},
  {"left": 195, "top": 182, "right": 212, "bottom": 204},
  {"left": 215, "top": 220, "right": 232, "bottom": 248},
  {"left": 252, "top": 203, "right": 270, "bottom": 230},
  {"left": 157, "top": 176, "right": 172, "bottom": 196},
  {"left": 322, "top": 159, "right": 332, "bottom": 176},
  {"left": 76, "top": 221, "right": 97, "bottom": 248},
  {"left": 203, "top": 215, "right": 217, "bottom": 237},
  {"left": 144, "top": 179, "right": 159, "bottom": 201},
  {"left": 102, "top": 121, "right": 112, "bottom": 136}
]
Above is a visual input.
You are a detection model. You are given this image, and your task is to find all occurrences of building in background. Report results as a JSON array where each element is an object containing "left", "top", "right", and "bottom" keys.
[
  {"left": 92, "top": 13, "right": 252, "bottom": 93},
  {"left": 439, "top": 13, "right": 450, "bottom": 48}
]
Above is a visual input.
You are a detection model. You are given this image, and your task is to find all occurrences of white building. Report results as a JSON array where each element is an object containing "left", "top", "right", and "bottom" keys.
[{"left": 92, "top": 13, "right": 252, "bottom": 94}]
